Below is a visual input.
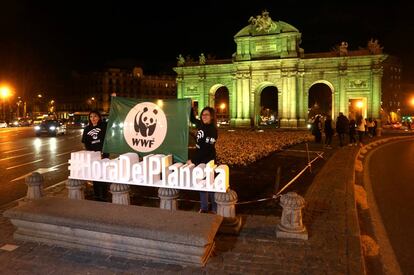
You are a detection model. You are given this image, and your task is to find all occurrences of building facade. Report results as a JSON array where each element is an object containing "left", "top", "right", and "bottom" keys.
[
  {"left": 174, "top": 11, "right": 391, "bottom": 127},
  {"left": 67, "top": 67, "right": 177, "bottom": 114}
]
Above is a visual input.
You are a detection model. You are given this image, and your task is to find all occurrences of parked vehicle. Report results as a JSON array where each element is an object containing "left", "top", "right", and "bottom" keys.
[{"left": 0, "top": 121, "right": 7, "bottom": 128}]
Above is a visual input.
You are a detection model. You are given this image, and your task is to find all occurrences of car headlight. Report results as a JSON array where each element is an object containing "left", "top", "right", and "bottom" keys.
[
  {"left": 49, "top": 126, "right": 56, "bottom": 131},
  {"left": 34, "top": 126, "right": 41, "bottom": 131}
]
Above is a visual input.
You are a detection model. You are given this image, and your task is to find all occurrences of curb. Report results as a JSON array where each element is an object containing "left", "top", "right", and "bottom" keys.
[{"left": 354, "top": 136, "right": 412, "bottom": 274}]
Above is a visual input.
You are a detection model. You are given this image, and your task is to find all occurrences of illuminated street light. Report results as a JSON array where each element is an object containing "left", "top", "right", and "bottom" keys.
[
  {"left": 356, "top": 101, "right": 363, "bottom": 109},
  {"left": 220, "top": 103, "right": 226, "bottom": 111},
  {"left": 410, "top": 97, "right": 414, "bottom": 106},
  {"left": 0, "top": 85, "right": 13, "bottom": 121},
  {"left": 37, "top": 94, "right": 42, "bottom": 98}
]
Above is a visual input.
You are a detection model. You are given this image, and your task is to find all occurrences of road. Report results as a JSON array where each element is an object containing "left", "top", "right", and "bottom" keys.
[
  {"left": 368, "top": 138, "right": 414, "bottom": 274},
  {"left": 0, "top": 126, "right": 84, "bottom": 207}
]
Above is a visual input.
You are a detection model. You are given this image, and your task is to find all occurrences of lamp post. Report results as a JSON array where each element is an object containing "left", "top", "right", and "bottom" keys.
[{"left": 16, "top": 98, "right": 23, "bottom": 118}]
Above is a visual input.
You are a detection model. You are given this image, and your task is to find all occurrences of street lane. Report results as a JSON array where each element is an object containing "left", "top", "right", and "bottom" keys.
[
  {"left": 0, "top": 127, "right": 84, "bottom": 206},
  {"left": 368, "top": 139, "right": 414, "bottom": 274}
]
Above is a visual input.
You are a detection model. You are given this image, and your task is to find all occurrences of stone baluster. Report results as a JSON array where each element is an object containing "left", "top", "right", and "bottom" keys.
[
  {"left": 158, "top": 188, "right": 179, "bottom": 210},
  {"left": 66, "top": 179, "right": 85, "bottom": 200},
  {"left": 276, "top": 192, "right": 308, "bottom": 240},
  {"left": 215, "top": 189, "right": 242, "bottom": 234},
  {"left": 25, "top": 172, "right": 44, "bottom": 200},
  {"left": 110, "top": 183, "right": 130, "bottom": 205}
]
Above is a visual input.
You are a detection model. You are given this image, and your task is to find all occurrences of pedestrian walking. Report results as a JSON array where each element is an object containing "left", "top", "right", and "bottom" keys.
[
  {"left": 311, "top": 115, "right": 322, "bottom": 143},
  {"left": 335, "top": 112, "right": 349, "bottom": 147},
  {"left": 324, "top": 116, "right": 334, "bottom": 149},
  {"left": 356, "top": 115, "right": 366, "bottom": 146},
  {"left": 348, "top": 118, "right": 357, "bottom": 146}
]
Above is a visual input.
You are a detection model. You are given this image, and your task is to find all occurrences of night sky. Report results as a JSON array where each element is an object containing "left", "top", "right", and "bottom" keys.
[{"left": 0, "top": 1, "right": 412, "bottom": 98}]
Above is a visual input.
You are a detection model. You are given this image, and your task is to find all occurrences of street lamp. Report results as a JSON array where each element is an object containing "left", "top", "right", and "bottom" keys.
[
  {"left": 220, "top": 103, "right": 226, "bottom": 112},
  {"left": 409, "top": 97, "right": 414, "bottom": 107},
  {"left": 49, "top": 99, "right": 55, "bottom": 113},
  {"left": 0, "top": 85, "right": 12, "bottom": 121}
]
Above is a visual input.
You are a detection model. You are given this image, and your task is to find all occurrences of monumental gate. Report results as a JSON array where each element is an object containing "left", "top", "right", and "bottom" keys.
[{"left": 174, "top": 11, "right": 387, "bottom": 128}]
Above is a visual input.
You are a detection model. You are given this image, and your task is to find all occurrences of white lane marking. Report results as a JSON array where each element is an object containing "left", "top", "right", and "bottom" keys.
[
  {"left": 10, "top": 162, "right": 69, "bottom": 182},
  {"left": 45, "top": 179, "right": 67, "bottom": 190},
  {"left": 0, "top": 152, "right": 35, "bottom": 161},
  {"left": 52, "top": 162, "right": 69, "bottom": 168},
  {"left": 3, "top": 148, "right": 29, "bottom": 154},
  {"left": 56, "top": 151, "right": 73, "bottom": 157},
  {"left": 6, "top": 159, "right": 43, "bottom": 170}
]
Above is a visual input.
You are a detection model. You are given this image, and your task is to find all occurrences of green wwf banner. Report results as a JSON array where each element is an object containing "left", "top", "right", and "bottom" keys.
[{"left": 103, "top": 97, "right": 191, "bottom": 163}]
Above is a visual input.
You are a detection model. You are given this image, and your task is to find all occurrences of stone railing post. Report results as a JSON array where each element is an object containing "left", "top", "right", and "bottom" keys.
[
  {"left": 276, "top": 192, "right": 308, "bottom": 240},
  {"left": 158, "top": 188, "right": 179, "bottom": 210},
  {"left": 25, "top": 172, "right": 44, "bottom": 200},
  {"left": 110, "top": 183, "right": 130, "bottom": 205},
  {"left": 66, "top": 179, "right": 85, "bottom": 200},
  {"left": 215, "top": 189, "right": 242, "bottom": 234}
]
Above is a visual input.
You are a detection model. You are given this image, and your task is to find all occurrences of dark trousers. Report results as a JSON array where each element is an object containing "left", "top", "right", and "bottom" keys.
[
  {"left": 200, "top": 192, "right": 217, "bottom": 212},
  {"left": 325, "top": 133, "right": 333, "bottom": 145},
  {"left": 93, "top": 181, "right": 109, "bottom": 201},
  {"left": 349, "top": 131, "right": 357, "bottom": 144},
  {"left": 338, "top": 133, "right": 346, "bottom": 146},
  {"left": 314, "top": 132, "right": 322, "bottom": 143},
  {"left": 357, "top": 131, "right": 364, "bottom": 144}
]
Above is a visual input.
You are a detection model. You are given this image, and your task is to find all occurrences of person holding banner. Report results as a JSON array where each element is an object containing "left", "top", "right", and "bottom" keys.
[
  {"left": 188, "top": 106, "right": 218, "bottom": 214},
  {"left": 81, "top": 110, "right": 110, "bottom": 201}
]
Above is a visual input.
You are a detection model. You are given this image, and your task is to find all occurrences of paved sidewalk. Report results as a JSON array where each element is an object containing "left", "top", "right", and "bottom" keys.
[{"left": 0, "top": 146, "right": 363, "bottom": 274}]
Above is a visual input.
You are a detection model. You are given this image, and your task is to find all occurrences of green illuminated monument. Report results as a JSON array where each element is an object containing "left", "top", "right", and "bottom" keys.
[{"left": 174, "top": 11, "right": 387, "bottom": 127}]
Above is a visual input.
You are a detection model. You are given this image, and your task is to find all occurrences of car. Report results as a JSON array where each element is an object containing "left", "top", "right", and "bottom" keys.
[
  {"left": 34, "top": 120, "right": 66, "bottom": 136},
  {"left": 0, "top": 121, "right": 7, "bottom": 128}
]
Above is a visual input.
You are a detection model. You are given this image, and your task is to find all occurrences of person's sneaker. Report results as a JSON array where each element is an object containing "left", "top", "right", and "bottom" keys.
[{"left": 198, "top": 209, "right": 208, "bottom": 213}]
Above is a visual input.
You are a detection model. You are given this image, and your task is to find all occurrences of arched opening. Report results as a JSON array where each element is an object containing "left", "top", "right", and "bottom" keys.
[
  {"left": 214, "top": 86, "right": 230, "bottom": 125},
  {"left": 308, "top": 83, "right": 332, "bottom": 119},
  {"left": 259, "top": 86, "right": 278, "bottom": 126}
]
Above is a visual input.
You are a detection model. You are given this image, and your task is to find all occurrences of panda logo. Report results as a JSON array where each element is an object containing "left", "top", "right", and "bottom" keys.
[
  {"left": 134, "top": 107, "right": 158, "bottom": 137},
  {"left": 123, "top": 102, "right": 167, "bottom": 152}
]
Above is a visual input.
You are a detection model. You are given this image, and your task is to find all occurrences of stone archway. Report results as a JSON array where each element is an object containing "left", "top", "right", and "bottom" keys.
[
  {"left": 259, "top": 86, "right": 279, "bottom": 126},
  {"left": 254, "top": 82, "right": 279, "bottom": 127},
  {"left": 209, "top": 84, "right": 230, "bottom": 124},
  {"left": 308, "top": 81, "right": 334, "bottom": 119}
]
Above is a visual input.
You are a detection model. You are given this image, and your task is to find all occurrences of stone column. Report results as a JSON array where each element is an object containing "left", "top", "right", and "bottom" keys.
[
  {"left": 110, "top": 183, "right": 130, "bottom": 205},
  {"left": 288, "top": 72, "right": 297, "bottom": 127},
  {"left": 66, "top": 179, "right": 85, "bottom": 200},
  {"left": 276, "top": 192, "right": 308, "bottom": 240},
  {"left": 236, "top": 75, "right": 243, "bottom": 119},
  {"left": 242, "top": 74, "right": 250, "bottom": 120},
  {"left": 176, "top": 77, "right": 183, "bottom": 99},
  {"left": 215, "top": 189, "right": 242, "bottom": 234},
  {"left": 158, "top": 188, "right": 179, "bottom": 210},
  {"left": 338, "top": 64, "right": 348, "bottom": 115},
  {"left": 297, "top": 71, "right": 306, "bottom": 127},
  {"left": 280, "top": 72, "right": 289, "bottom": 127},
  {"left": 230, "top": 76, "right": 238, "bottom": 126},
  {"left": 25, "top": 172, "right": 44, "bottom": 200},
  {"left": 371, "top": 69, "right": 383, "bottom": 119}
]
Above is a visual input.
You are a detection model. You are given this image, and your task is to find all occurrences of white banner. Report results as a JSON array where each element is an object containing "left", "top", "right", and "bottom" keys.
[{"left": 68, "top": 151, "right": 229, "bottom": 193}]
